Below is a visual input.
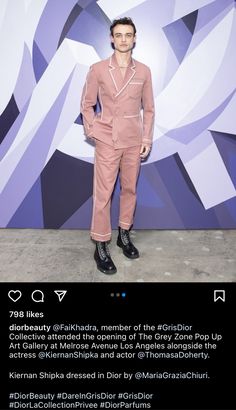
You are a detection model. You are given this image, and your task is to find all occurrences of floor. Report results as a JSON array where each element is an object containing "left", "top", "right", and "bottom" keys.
[{"left": 1, "top": 229, "right": 235, "bottom": 282}]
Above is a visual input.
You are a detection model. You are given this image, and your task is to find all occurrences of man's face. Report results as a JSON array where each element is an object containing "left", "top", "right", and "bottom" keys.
[{"left": 111, "top": 24, "right": 136, "bottom": 53}]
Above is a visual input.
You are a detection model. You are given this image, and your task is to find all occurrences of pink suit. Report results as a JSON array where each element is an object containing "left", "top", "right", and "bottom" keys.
[{"left": 81, "top": 53, "right": 155, "bottom": 241}]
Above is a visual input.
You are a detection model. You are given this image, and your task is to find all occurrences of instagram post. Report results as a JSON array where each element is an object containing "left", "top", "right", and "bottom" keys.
[{"left": 0, "top": 1, "right": 236, "bottom": 409}]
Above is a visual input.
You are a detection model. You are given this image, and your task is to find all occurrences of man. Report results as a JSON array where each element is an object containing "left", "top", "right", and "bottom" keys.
[{"left": 81, "top": 17, "right": 155, "bottom": 274}]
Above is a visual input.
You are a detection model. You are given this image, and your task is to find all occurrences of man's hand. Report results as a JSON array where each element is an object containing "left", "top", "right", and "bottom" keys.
[{"left": 140, "top": 143, "right": 151, "bottom": 159}]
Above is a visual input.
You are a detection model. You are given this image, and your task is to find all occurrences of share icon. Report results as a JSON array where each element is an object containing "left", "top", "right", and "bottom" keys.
[{"left": 54, "top": 290, "right": 67, "bottom": 302}]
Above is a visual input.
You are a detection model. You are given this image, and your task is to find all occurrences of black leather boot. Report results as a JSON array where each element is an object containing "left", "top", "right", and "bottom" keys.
[
  {"left": 94, "top": 241, "right": 117, "bottom": 274},
  {"left": 117, "top": 227, "right": 139, "bottom": 259}
]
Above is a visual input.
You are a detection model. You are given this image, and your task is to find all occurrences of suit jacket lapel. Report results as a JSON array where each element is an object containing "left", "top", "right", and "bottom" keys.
[
  {"left": 108, "top": 54, "right": 136, "bottom": 97},
  {"left": 108, "top": 55, "right": 119, "bottom": 92}
]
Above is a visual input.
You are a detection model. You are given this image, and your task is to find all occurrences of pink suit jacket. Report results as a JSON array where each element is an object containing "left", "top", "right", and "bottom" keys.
[{"left": 81, "top": 53, "right": 155, "bottom": 149}]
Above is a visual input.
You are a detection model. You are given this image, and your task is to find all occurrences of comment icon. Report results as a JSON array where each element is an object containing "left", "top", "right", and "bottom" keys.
[{"left": 31, "top": 290, "right": 44, "bottom": 303}]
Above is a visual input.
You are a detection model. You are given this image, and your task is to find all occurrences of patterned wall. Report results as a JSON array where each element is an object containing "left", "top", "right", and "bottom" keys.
[{"left": 0, "top": 0, "right": 236, "bottom": 229}]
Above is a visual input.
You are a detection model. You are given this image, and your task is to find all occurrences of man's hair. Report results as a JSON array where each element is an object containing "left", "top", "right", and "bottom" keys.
[{"left": 110, "top": 17, "right": 136, "bottom": 36}]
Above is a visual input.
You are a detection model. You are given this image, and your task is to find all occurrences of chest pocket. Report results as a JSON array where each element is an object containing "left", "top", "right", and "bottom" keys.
[{"left": 128, "top": 81, "right": 144, "bottom": 99}]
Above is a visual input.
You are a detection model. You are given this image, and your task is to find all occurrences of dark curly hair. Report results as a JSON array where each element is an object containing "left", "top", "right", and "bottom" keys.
[{"left": 110, "top": 17, "right": 136, "bottom": 36}]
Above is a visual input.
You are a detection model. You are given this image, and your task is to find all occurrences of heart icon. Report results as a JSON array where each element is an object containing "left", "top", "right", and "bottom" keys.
[{"left": 8, "top": 290, "right": 22, "bottom": 302}]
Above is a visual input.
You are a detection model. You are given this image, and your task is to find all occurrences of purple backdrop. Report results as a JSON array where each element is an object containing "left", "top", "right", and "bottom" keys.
[{"left": 0, "top": 0, "right": 236, "bottom": 229}]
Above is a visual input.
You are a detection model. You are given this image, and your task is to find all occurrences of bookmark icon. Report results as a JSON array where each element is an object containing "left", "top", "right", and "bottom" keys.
[{"left": 213, "top": 290, "right": 225, "bottom": 302}]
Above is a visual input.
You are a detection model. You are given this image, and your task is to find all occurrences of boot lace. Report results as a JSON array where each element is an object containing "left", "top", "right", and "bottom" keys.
[
  {"left": 105, "top": 242, "right": 111, "bottom": 256},
  {"left": 120, "top": 229, "right": 130, "bottom": 246},
  {"left": 97, "top": 242, "right": 109, "bottom": 260}
]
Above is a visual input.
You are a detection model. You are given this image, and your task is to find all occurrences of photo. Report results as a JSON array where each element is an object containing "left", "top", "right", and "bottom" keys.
[{"left": 1, "top": 0, "right": 236, "bottom": 283}]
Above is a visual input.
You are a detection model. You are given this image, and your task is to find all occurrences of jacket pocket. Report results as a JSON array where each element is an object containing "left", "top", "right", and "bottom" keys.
[{"left": 128, "top": 82, "right": 143, "bottom": 99}]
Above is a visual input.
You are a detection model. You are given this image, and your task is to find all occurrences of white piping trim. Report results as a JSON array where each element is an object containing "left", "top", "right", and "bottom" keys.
[
  {"left": 109, "top": 68, "right": 118, "bottom": 91},
  {"left": 115, "top": 68, "right": 135, "bottom": 98},
  {"left": 91, "top": 154, "right": 97, "bottom": 231},
  {"left": 109, "top": 55, "right": 137, "bottom": 97},
  {"left": 81, "top": 74, "right": 88, "bottom": 110},
  {"left": 81, "top": 67, "right": 95, "bottom": 132},
  {"left": 119, "top": 221, "right": 130, "bottom": 226},
  {"left": 91, "top": 151, "right": 111, "bottom": 238},
  {"left": 98, "top": 86, "right": 103, "bottom": 121},
  {"left": 91, "top": 231, "right": 111, "bottom": 237},
  {"left": 123, "top": 114, "right": 139, "bottom": 118},
  {"left": 109, "top": 56, "right": 114, "bottom": 68},
  {"left": 129, "top": 82, "right": 143, "bottom": 85}
]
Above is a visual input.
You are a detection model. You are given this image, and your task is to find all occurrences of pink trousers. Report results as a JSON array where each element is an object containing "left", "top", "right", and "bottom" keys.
[{"left": 90, "top": 140, "right": 141, "bottom": 242}]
